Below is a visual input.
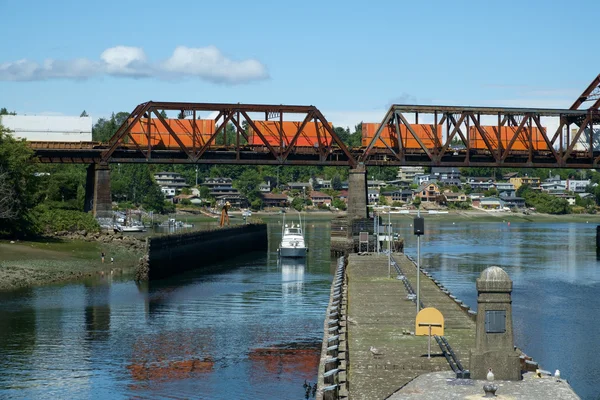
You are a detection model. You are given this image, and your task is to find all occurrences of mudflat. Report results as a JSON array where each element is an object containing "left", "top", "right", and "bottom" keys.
[{"left": 0, "top": 239, "right": 143, "bottom": 291}]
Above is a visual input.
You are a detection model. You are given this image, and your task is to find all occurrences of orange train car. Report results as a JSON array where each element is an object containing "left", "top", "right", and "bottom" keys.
[
  {"left": 468, "top": 126, "right": 548, "bottom": 151},
  {"left": 361, "top": 123, "right": 443, "bottom": 149},
  {"left": 247, "top": 121, "right": 334, "bottom": 147},
  {"left": 127, "top": 118, "right": 216, "bottom": 149}
]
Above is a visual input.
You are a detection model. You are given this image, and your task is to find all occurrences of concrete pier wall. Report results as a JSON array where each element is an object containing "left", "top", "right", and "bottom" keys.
[{"left": 145, "top": 224, "right": 267, "bottom": 279}]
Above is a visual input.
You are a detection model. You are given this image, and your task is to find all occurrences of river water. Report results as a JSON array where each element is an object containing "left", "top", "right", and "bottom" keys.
[
  {"left": 0, "top": 218, "right": 334, "bottom": 399},
  {"left": 1, "top": 218, "right": 599, "bottom": 399},
  {"left": 399, "top": 220, "right": 600, "bottom": 400}
]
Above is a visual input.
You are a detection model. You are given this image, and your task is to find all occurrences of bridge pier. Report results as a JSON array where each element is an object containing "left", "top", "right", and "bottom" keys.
[
  {"left": 84, "top": 162, "right": 112, "bottom": 219},
  {"left": 347, "top": 163, "right": 368, "bottom": 221}
]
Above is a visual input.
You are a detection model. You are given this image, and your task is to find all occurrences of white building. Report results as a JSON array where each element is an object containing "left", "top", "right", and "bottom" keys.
[
  {"left": 413, "top": 174, "right": 430, "bottom": 186},
  {"left": 0, "top": 115, "right": 92, "bottom": 141}
]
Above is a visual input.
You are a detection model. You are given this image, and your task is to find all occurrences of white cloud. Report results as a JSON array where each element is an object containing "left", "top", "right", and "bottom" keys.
[{"left": 0, "top": 45, "right": 268, "bottom": 84}]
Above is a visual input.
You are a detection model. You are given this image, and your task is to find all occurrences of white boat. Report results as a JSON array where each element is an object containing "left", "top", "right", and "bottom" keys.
[
  {"left": 116, "top": 223, "right": 146, "bottom": 232},
  {"left": 278, "top": 213, "right": 307, "bottom": 258}
]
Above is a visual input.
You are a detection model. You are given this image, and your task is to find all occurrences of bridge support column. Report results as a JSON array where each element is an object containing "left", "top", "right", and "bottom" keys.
[
  {"left": 84, "top": 162, "right": 112, "bottom": 219},
  {"left": 347, "top": 164, "right": 368, "bottom": 240}
]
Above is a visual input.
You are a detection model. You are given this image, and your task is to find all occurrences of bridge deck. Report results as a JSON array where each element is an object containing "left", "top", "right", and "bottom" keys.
[{"left": 346, "top": 253, "right": 475, "bottom": 400}]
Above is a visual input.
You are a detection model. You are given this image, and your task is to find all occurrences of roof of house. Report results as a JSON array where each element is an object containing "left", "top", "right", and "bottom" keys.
[
  {"left": 310, "top": 191, "right": 332, "bottom": 199},
  {"left": 262, "top": 193, "right": 288, "bottom": 200}
]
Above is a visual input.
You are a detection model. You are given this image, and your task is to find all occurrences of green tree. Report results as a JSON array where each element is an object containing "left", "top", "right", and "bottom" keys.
[
  {"left": 331, "top": 175, "right": 343, "bottom": 190},
  {"left": 80, "top": 110, "right": 89, "bottom": 117},
  {"left": 0, "top": 108, "right": 16, "bottom": 116},
  {"left": 413, "top": 196, "right": 422, "bottom": 208},
  {"left": 0, "top": 123, "right": 38, "bottom": 235},
  {"left": 332, "top": 198, "right": 347, "bottom": 210}
]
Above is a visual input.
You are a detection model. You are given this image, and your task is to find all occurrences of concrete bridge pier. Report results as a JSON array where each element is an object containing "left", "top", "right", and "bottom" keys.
[
  {"left": 84, "top": 162, "right": 112, "bottom": 218},
  {"left": 346, "top": 163, "right": 368, "bottom": 225}
]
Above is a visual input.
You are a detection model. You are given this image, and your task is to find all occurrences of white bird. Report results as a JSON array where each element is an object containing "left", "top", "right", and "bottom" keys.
[
  {"left": 487, "top": 368, "right": 495, "bottom": 381},
  {"left": 370, "top": 346, "right": 383, "bottom": 357},
  {"left": 554, "top": 369, "right": 561, "bottom": 380}
]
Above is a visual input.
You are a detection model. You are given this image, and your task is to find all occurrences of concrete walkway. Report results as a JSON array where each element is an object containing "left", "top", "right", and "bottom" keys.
[
  {"left": 346, "top": 253, "right": 476, "bottom": 400},
  {"left": 389, "top": 371, "right": 580, "bottom": 399}
]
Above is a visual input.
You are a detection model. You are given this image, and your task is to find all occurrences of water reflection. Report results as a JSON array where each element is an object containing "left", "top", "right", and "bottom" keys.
[{"left": 280, "top": 258, "right": 305, "bottom": 298}]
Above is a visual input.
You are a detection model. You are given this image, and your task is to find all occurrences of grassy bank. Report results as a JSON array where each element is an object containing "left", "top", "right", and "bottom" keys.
[{"left": 0, "top": 238, "right": 143, "bottom": 292}]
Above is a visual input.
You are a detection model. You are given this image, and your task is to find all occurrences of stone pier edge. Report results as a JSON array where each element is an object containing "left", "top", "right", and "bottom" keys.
[{"left": 316, "top": 256, "right": 349, "bottom": 400}]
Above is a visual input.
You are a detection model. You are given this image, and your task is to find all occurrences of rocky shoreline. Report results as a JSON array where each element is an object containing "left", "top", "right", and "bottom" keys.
[{"left": 50, "top": 229, "right": 147, "bottom": 252}]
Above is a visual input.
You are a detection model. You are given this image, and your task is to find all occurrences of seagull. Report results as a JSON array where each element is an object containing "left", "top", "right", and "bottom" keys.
[
  {"left": 370, "top": 346, "right": 383, "bottom": 357},
  {"left": 554, "top": 369, "right": 561, "bottom": 381},
  {"left": 487, "top": 368, "right": 495, "bottom": 381}
]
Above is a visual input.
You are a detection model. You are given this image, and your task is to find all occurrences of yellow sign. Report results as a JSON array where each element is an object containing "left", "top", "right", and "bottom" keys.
[{"left": 415, "top": 307, "right": 444, "bottom": 336}]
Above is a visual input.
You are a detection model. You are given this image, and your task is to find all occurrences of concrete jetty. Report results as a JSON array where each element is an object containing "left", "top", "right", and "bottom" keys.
[
  {"left": 317, "top": 253, "right": 580, "bottom": 399},
  {"left": 345, "top": 253, "right": 475, "bottom": 399}
]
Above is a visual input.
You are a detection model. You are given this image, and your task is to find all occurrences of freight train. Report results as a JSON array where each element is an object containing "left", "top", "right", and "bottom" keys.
[{"left": 123, "top": 117, "right": 549, "bottom": 152}]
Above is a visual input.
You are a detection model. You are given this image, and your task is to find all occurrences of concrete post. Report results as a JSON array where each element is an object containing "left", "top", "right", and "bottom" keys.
[
  {"left": 469, "top": 266, "right": 521, "bottom": 380},
  {"left": 347, "top": 163, "right": 368, "bottom": 223},
  {"left": 88, "top": 162, "right": 112, "bottom": 219}
]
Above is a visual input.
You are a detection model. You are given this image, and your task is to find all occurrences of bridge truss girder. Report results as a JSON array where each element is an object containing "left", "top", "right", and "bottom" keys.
[
  {"left": 359, "top": 105, "right": 600, "bottom": 168},
  {"left": 99, "top": 101, "right": 357, "bottom": 167}
]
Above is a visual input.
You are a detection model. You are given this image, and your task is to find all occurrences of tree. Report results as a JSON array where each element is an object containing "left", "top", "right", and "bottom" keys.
[
  {"left": 413, "top": 196, "right": 422, "bottom": 208},
  {"left": 331, "top": 175, "right": 343, "bottom": 190},
  {"left": 332, "top": 198, "right": 347, "bottom": 211},
  {"left": 80, "top": 110, "right": 89, "bottom": 117},
  {"left": 0, "top": 108, "right": 16, "bottom": 116},
  {"left": 0, "top": 123, "right": 38, "bottom": 234}
]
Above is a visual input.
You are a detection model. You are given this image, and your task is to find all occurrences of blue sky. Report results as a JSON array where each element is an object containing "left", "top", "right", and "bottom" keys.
[{"left": 0, "top": 0, "right": 598, "bottom": 128}]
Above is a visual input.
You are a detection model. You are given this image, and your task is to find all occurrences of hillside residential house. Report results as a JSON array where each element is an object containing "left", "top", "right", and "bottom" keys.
[
  {"left": 431, "top": 167, "right": 461, "bottom": 186},
  {"left": 397, "top": 166, "right": 425, "bottom": 182},
  {"left": 262, "top": 193, "right": 289, "bottom": 208},
  {"left": 203, "top": 177, "right": 240, "bottom": 198},
  {"left": 413, "top": 174, "right": 431, "bottom": 186},
  {"left": 154, "top": 171, "right": 189, "bottom": 198},
  {"left": 416, "top": 182, "right": 441, "bottom": 202},
  {"left": 510, "top": 176, "right": 541, "bottom": 189},
  {"left": 173, "top": 194, "right": 203, "bottom": 205},
  {"left": 288, "top": 182, "right": 312, "bottom": 191},
  {"left": 495, "top": 182, "right": 516, "bottom": 193},
  {"left": 479, "top": 197, "right": 504, "bottom": 210},
  {"left": 259, "top": 181, "right": 272, "bottom": 193},
  {"left": 467, "top": 178, "right": 496, "bottom": 191},
  {"left": 443, "top": 191, "right": 468, "bottom": 203},
  {"left": 381, "top": 189, "right": 413, "bottom": 203},
  {"left": 500, "top": 195, "right": 526, "bottom": 208},
  {"left": 554, "top": 193, "right": 577, "bottom": 206},
  {"left": 367, "top": 189, "right": 380, "bottom": 204},
  {"left": 540, "top": 182, "right": 566, "bottom": 194},
  {"left": 367, "top": 180, "right": 387, "bottom": 190},
  {"left": 338, "top": 190, "right": 349, "bottom": 203},
  {"left": 310, "top": 191, "right": 332, "bottom": 206}
]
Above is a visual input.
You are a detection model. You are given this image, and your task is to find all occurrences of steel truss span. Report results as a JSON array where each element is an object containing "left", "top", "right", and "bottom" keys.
[{"left": 30, "top": 97, "right": 600, "bottom": 169}]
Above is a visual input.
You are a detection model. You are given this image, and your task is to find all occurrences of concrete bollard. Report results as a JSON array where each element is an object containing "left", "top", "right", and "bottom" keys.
[
  {"left": 324, "top": 357, "right": 338, "bottom": 372},
  {"left": 328, "top": 326, "right": 339, "bottom": 335},
  {"left": 323, "top": 368, "right": 339, "bottom": 385},
  {"left": 328, "top": 319, "right": 339, "bottom": 327},
  {"left": 328, "top": 335, "right": 340, "bottom": 346},
  {"left": 322, "top": 384, "right": 338, "bottom": 400},
  {"left": 327, "top": 345, "right": 339, "bottom": 357},
  {"left": 329, "top": 311, "right": 339, "bottom": 319}
]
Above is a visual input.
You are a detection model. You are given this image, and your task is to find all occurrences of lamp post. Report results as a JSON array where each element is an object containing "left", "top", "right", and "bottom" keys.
[
  {"left": 388, "top": 205, "right": 392, "bottom": 278},
  {"left": 414, "top": 208, "right": 424, "bottom": 313}
]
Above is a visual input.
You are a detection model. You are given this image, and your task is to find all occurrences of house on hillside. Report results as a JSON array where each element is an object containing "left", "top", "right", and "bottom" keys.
[
  {"left": 416, "top": 182, "right": 441, "bottom": 202},
  {"left": 397, "top": 166, "right": 425, "bottom": 182},
  {"left": 367, "top": 190, "right": 379, "bottom": 204},
  {"left": 510, "top": 176, "right": 541, "bottom": 190},
  {"left": 287, "top": 182, "right": 312, "bottom": 192},
  {"left": 431, "top": 167, "right": 461, "bottom": 186},
  {"left": 443, "top": 191, "right": 467, "bottom": 203},
  {"left": 173, "top": 194, "right": 203, "bottom": 205},
  {"left": 154, "top": 171, "right": 189, "bottom": 198},
  {"left": 262, "top": 193, "right": 289, "bottom": 208},
  {"left": 479, "top": 197, "right": 504, "bottom": 210},
  {"left": 310, "top": 191, "right": 332, "bottom": 206}
]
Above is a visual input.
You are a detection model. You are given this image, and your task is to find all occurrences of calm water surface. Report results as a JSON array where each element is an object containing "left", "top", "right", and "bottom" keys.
[
  {"left": 2, "top": 218, "right": 599, "bottom": 399},
  {"left": 0, "top": 218, "right": 333, "bottom": 399},
  {"left": 400, "top": 220, "right": 600, "bottom": 400}
]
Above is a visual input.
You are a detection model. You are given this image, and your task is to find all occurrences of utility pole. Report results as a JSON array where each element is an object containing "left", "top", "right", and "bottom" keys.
[
  {"left": 388, "top": 206, "right": 391, "bottom": 278},
  {"left": 195, "top": 165, "right": 199, "bottom": 187}
]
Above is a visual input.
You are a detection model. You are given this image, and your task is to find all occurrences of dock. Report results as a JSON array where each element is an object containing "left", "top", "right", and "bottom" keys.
[{"left": 345, "top": 253, "right": 475, "bottom": 399}]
